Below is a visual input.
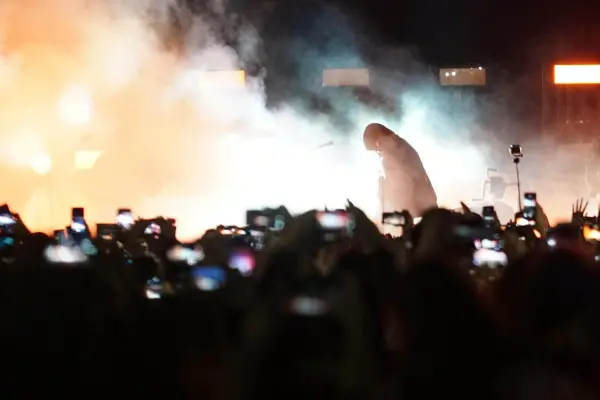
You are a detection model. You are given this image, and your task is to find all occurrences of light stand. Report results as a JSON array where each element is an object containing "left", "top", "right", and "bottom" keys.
[{"left": 513, "top": 156, "right": 522, "bottom": 210}]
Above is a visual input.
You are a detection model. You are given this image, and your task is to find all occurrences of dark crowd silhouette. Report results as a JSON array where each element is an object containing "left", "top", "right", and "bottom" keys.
[{"left": 0, "top": 193, "right": 600, "bottom": 400}]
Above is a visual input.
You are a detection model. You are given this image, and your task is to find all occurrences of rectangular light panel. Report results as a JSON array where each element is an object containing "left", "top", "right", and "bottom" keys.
[
  {"left": 439, "top": 67, "right": 486, "bottom": 86},
  {"left": 554, "top": 64, "right": 600, "bottom": 84},
  {"left": 322, "top": 68, "right": 370, "bottom": 87}
]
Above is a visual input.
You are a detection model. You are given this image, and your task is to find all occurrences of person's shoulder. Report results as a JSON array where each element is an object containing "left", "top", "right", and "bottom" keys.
[
  {"left": 389, "top": 135, "right": 413, "bottom": 150},
  {"left": 392, "top": 137, "right": 422, "bottom": 161}
]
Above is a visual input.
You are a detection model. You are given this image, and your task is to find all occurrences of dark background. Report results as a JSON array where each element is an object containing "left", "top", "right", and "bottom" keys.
[
  {"left": 184, "top": 0, "right": 600, "bottom": 138},
  {"left": 225, "top": 0, "right": 600, "bottom": 67}
]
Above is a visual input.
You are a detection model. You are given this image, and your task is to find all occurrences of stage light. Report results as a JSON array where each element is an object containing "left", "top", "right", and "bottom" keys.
[
  {"left": 554, "top": 64, "right": 600, "bottom": 84},
  {"left": 58, "top": 86, "right": 94, "bottom": 125},
  {"left": 322, "top": 68, "right": 370, "bottom": 87},
  {"left": 439, "top": 67, "right": 486, "bottom": 86},
  {"left": 31, "top": 154, "right": 51, "bottom": 175},
  {"left": 198, "top": 70, "right": 245, "bottom": 89}
]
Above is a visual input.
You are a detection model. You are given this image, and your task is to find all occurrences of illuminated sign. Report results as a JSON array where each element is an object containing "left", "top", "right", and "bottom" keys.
[
  {"left": 439, "top": 67, "right": 486, "bottom": 86},
  {"left": 322, "top": 68, "right": 370, "bottom": 87},
  {"left": 554, "top": 64, "right": 600, "bottom": 84},
  {"left": 198, "top": 70, "right": 246, "bottom": 89}
]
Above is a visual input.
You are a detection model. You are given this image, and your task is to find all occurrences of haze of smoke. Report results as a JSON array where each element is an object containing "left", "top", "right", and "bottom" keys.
[
  {"left": 276, "top": 8, "right": 493, "bottom": 210},
  {"left": 0, "top": 0, "right": 530, "bottom": 239},
  {"left": 258, "top": 3, "right": 590, "bottom": 223},
  {"left": 0, "top": 0, "right": 384, "bottom": 238}
]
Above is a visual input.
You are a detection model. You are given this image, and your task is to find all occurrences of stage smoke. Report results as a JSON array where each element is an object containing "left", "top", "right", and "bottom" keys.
[
  {"left": 0, "top": 0, "right": 536, "bottom": 238},
  {"left": 0, "top": 0, "right": 383, "bottom": 237}
]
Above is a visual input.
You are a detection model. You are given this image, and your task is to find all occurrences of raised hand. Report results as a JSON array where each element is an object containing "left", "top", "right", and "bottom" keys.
[{"left": 572, "top": 198, "right": 589, "bottom": 226}]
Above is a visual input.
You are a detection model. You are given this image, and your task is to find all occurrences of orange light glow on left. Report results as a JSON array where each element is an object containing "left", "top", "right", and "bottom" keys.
[{"left": 554, "top": 64, "right": 600, "bottom": 84}]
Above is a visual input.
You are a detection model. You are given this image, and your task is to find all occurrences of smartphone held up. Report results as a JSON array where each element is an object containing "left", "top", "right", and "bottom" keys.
[
  {"left": 382, "top": 211, "right": 405, "bottom": 227},
  {"left": 523, "top": 192, "right": 536, "bottom": 222},
  {"left": 70, "top": 207, "right": 86, "bottom": 234},
  {"left": 315, "top": 210, "right": 354, "bottom": 242},
  {"left": 246, "top": 209, "right": 286, "bottom": 231},
  {"left": 116, "top": 208, "right": 134, "bottom": 230}
]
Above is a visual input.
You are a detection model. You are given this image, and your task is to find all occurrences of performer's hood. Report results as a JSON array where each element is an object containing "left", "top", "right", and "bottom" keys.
[{"left": 363, "top": 122, "right": 397, "bottom": 150}]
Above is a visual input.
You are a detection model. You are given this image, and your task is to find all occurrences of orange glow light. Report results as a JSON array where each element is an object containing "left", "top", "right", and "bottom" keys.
[
  {"left": 554, "top": 64, "right": 600, "bottom": 84},
  {"left": 198, "top": 70, "right": 245, "bottom": 88}
]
